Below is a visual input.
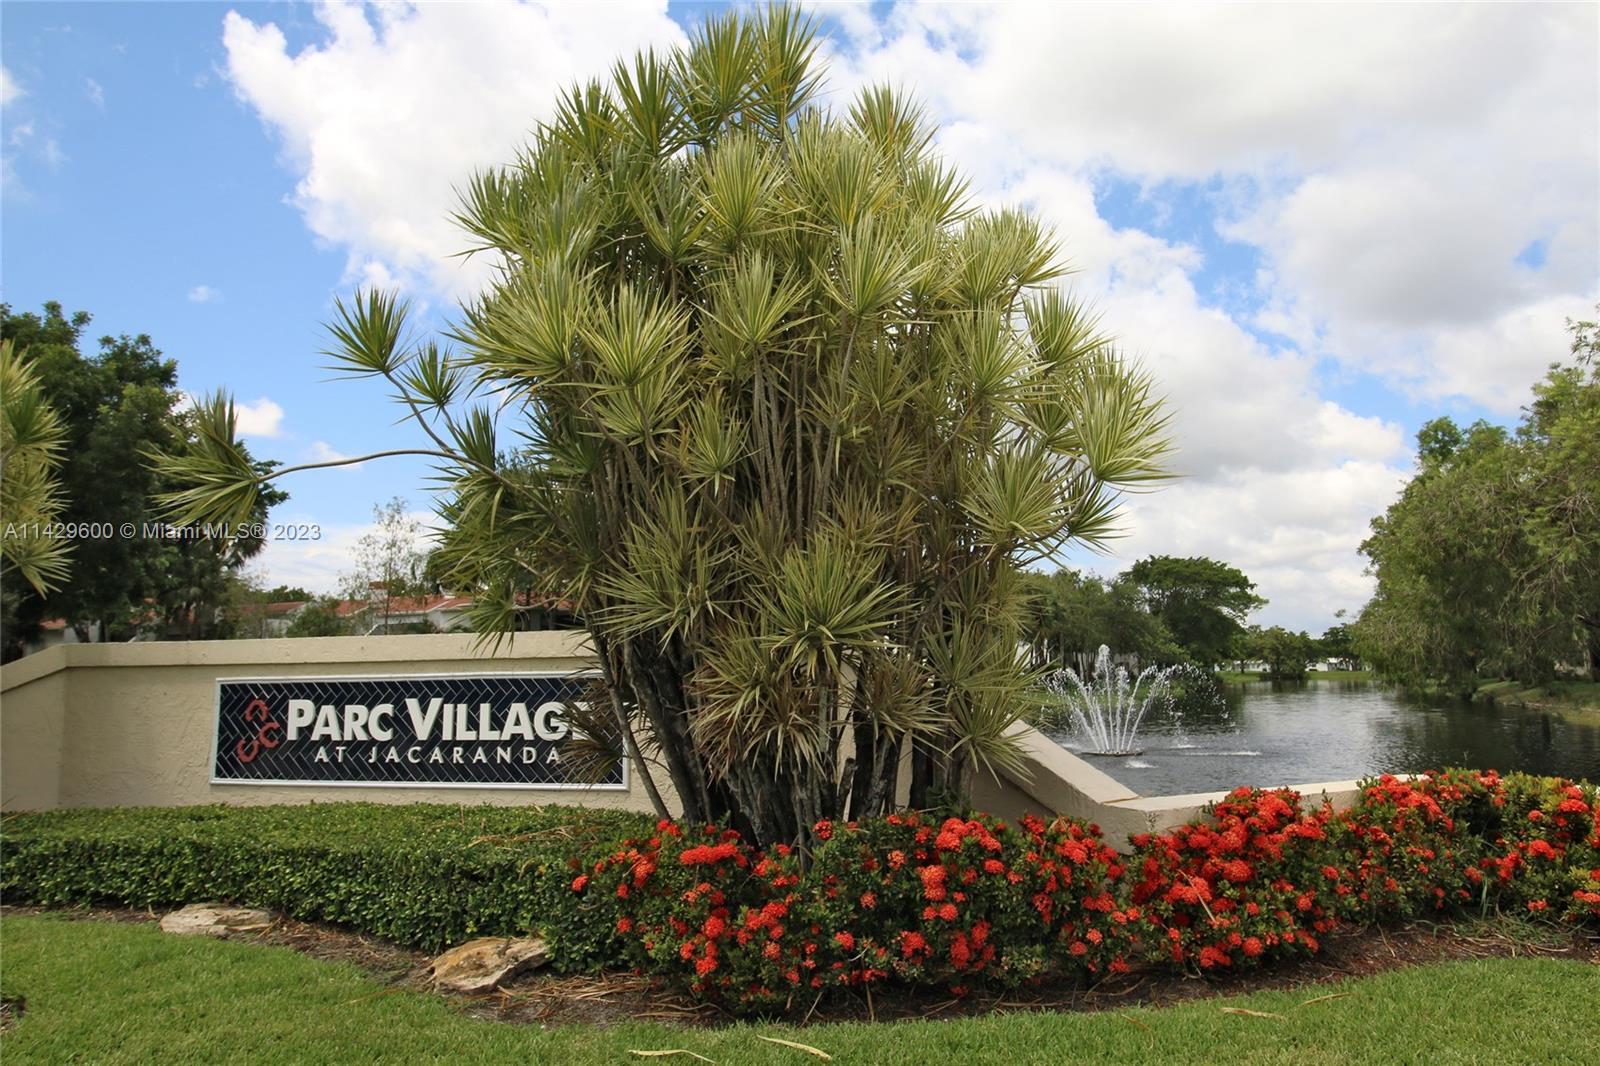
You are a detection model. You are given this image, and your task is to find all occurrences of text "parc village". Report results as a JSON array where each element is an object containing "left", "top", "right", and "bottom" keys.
[{"left": 284, "top": 697, "right": 576, "bottom": 743}]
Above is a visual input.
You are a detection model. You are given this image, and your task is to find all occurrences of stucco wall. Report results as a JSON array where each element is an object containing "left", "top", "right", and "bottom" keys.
[
  {"left": 2, "top": 635, "right": 1377, "bottom": 848},
  {"left": 0, "top": 633, "right": 671, "bottom": 813}
]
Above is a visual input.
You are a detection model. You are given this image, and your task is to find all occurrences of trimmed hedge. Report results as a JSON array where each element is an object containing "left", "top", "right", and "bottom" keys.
[{"left": 0, "top": 803, "right": 651, "bottom": 961}]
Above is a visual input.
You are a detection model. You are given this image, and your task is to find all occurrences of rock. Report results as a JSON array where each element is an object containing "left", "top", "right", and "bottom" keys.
[
  {"left": 430, "top": 936, "right": 549, "bottom": 993},
  {"left": 159, "top": 903, "right": 274, "bottom": 938}
]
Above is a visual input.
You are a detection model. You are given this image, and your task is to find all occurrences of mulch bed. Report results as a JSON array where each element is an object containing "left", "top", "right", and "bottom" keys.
[{"left": 4, "top": 904, "right": 1596, "bottom": 1030}]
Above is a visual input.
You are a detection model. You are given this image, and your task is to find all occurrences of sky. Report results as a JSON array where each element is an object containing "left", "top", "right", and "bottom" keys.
[{"left": 2, "top": 1, "right": 1595, "bottom": 632}]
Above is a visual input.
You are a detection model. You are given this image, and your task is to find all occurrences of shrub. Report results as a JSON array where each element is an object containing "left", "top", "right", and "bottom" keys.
[
  {"left": 1331, "top": 772, "right": 1486, "bottom": 922},
  {"left": 0, "top": 803, "right": 651, "bottom": 961},
  {"left": 1127, "top": 787, "right": 1341, "bottom": 972},
  {"left": 573, "top": 811, "right": 1129, "bottom": 1010},
  {"left": 1338, "top": 770, "right": 1600, "bottom": 924}
]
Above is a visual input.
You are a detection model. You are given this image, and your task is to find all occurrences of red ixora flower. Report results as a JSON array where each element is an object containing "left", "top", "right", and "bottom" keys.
[
  {"left": 680, "top": 841, "right": 741, "bottom": 866},
  {"left": 900, "top": 931, "right": 929, "bottom": 957},
  {"left": 570, "top": 874, "right": 589, "bottom": 892}
]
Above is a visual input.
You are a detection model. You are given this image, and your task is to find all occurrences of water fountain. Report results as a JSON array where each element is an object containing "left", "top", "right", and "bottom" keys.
[{"left": 1044, "top": 645, "right": 1181, "bottom": 757}]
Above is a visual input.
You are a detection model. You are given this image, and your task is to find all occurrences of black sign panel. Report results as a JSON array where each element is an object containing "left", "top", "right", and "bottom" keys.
[{"left": 212, "top": 673, "right": 624, "bottom": 789}]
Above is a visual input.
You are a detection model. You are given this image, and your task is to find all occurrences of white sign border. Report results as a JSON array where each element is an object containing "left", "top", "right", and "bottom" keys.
[{"left": 209, "top": 670, "right": 628, "bottom": 792}]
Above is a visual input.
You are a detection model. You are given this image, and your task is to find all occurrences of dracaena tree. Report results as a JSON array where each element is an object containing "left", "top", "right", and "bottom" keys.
[
  {"left": 0, "top": 338, "right": 73, "bottom": 595},
  {"left": 160, "top": 4, "right": 1171, "bottom": 846}
]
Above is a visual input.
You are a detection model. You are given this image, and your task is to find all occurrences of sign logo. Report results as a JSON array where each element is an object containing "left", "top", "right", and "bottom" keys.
[
  {"left": 212, "top": 674, "right": 624, "bottom": 789},
  {"left": 235, "top": 698, "right": 281, "bottom": 764}
]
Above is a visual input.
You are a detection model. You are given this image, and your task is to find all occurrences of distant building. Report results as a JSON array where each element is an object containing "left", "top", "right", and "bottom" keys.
[{"left": 253, "top": 583, "right": 578, "bottom": 636}]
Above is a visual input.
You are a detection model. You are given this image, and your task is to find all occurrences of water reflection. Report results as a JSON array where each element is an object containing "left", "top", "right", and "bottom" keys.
[{"left": 1045, "top": 679, "right": 1600, "bottom": 795}]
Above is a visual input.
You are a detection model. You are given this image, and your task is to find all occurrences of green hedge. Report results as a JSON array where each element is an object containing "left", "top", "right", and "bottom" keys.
[{"left": 0, "top": 803, "right": 652, "bottom": 963}]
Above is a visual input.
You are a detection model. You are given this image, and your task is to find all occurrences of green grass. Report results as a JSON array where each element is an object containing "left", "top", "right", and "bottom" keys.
[
  {"left": 3, "top": 915, "right": 1595, "bottom": 1065},
  {"left": 1215, "top": 670, "right": 1372, "bottom": 683},
  {"left": 1473, "top": 679, "right": 1600, "bottom": 718}
]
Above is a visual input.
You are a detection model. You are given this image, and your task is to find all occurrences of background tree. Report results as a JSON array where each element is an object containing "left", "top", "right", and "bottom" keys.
[
  {"left": 1023, "top": 568, "right": 1177, "bottom": 671},
  {"left": 1353, "top": 419, "right": 1522, "bottom": 694},
  {"left": 1512, "top": 314, "right": 1600, "bottom": 678},
  {"left": 1317, "top": 622, "right": 1358, "bottom": 670},
  {"left": 1126, "top": 555, "right": 1265, "bottom": 667},
  {"left": 340, "top": 497, "right": 432, "bottom": 635},
  {"left": 1354, "top": 311, "right": 1599, "bottom": 691},
  {"left": 1245, "top": 625, "right": 1317, "bottom": 681},
  {"left": 0, "top": 303, "right": 285, "bottom": 657},
  {"left": 159, "top": 5, "right": 1171, "bottom": 845},
  {"left": 284, "top": 597, "right": 349, "bottom": 638}
]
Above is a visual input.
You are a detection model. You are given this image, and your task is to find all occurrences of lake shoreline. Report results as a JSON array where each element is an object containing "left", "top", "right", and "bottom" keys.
[
  {"left": 1051, "top": 677, "right": 1600, "bottom": 795},
  {"left": 1471, "top": 680, "right": 1600, "bottom": 724},
  {"left": 1215, "top": 670, "right": 1372, "bottom": 683}
]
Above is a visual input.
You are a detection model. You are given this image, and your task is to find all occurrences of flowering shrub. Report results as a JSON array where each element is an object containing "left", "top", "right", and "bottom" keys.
[
  {"left": 556, "top": 772, "right": 1598, "bottom": 1008},
  {"left": 1127, "top": 787, "right": 1340, "bottom": 972},
  {"left": 578, "top": 821, "right": 764, "bottom": 999},
  {"left": 571, "top": 811, "right": 1128, "bottom": 1009},
  {"left": 793, "top": 813, "right": 1131, "bottom": 994},
  {"left": 1331, "top": 772, "right": 1487, "bottom": 922},
  {"left": 1339, "top": 770, "right": 1600, "bottom": 924}
]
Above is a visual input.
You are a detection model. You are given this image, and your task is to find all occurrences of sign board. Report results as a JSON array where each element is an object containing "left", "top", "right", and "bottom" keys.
[{"left": 211, "top": 673, "right": 625, "bottom": 789}]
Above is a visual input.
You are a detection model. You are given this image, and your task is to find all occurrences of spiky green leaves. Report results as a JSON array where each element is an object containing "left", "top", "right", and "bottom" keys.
[
  {"left": 755, "top": 529, "right": 899, "bottom": 677},
  {"left": 325, "top": 289, "right": 411, "bottom": 378},
  {"left": 0, "top": 339, "right": 73, "bottom": 592},
  {"left": 580, "top": 286, "right": 692, "bottom": 446},
  {"left": 150, "top": 391, "right": 264, "bottom": 531}
]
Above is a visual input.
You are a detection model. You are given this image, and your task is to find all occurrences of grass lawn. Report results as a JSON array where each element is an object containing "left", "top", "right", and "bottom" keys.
[
  {"left": 3, "top": 915, "right": 1595, "bottom": 1065},
  {"left": 1474, "top": 679, "right": 1600, "bottom": 720},
  {"left": 1215, "top": 670, "right": 1372, "bottom": 683}
]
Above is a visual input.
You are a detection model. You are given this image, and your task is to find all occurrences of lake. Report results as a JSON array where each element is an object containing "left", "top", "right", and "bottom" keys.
[{"left": 1045, "top": 679, "right": 1600, "bottom": 796}]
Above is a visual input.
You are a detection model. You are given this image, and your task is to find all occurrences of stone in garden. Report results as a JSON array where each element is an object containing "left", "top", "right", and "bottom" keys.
[
  {"left": 159, "top": 903, "right": 274, "bottom": 937},
  {"left": 429, "top": 936, "right": 549, "bottom": 993}
]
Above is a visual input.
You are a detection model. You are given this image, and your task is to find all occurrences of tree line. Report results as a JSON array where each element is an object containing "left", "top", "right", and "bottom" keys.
[
  {"left": 0, "top": 302, "right": 287, "bottom": 661},
  {"left": 1352, "top": 312, "right": 1599, "bottom": 695},
  {"left": 1022, "top": 554, "right": 1354, "bottom": 680},
  {"left": 0, "top": 304, "right": 467, "bottom": 658}
]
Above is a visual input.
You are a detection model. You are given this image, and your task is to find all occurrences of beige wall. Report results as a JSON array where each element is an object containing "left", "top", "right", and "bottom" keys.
[
  {"left": 2, "top": 635, "right": 1377, "bottom": 848},
  {"left": 0, "top": 633, "right": 669, "bottom": 814}
]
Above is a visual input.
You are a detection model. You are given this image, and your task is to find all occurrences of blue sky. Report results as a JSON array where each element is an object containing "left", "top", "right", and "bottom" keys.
[{"left": 4, "top": 2, "right": 1595, "bottom": 629}]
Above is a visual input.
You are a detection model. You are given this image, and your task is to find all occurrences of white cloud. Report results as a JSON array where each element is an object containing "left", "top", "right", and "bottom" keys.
[
  {"left": 40, "top": 138, "right": 65, "bottom": 170},
  {"left": 187, "top": 283, "right": 221, "bottom": 303},
  {"left": 819, "top": 1, "right": 1594, "bottom": 628},
  {"left": 1074, "top": 458, "right": 1412, "bottom": 631},
  {"left": 216, "top": 2, "right": 1594, "bottom": 632},
  {"left": 84, "top": 77, "right": 104, "bottom": 108},
  {"left": 1, "top": 66, "right": 21, "bottom": 107},
  {"left": 234, "top": 396, "right": 285, "bottom": 438},
  {"left": 222, "top": 0, "right": 687, "bottom": 296},
  {"left": 830, "top": 2, "right": 1598, "bottom": 410},
  {"left": 242, "top": 516, "right": 368, "bottom": 595},
  {"left": 305, "top": 440, "right": 363, "bottom": 469}
]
